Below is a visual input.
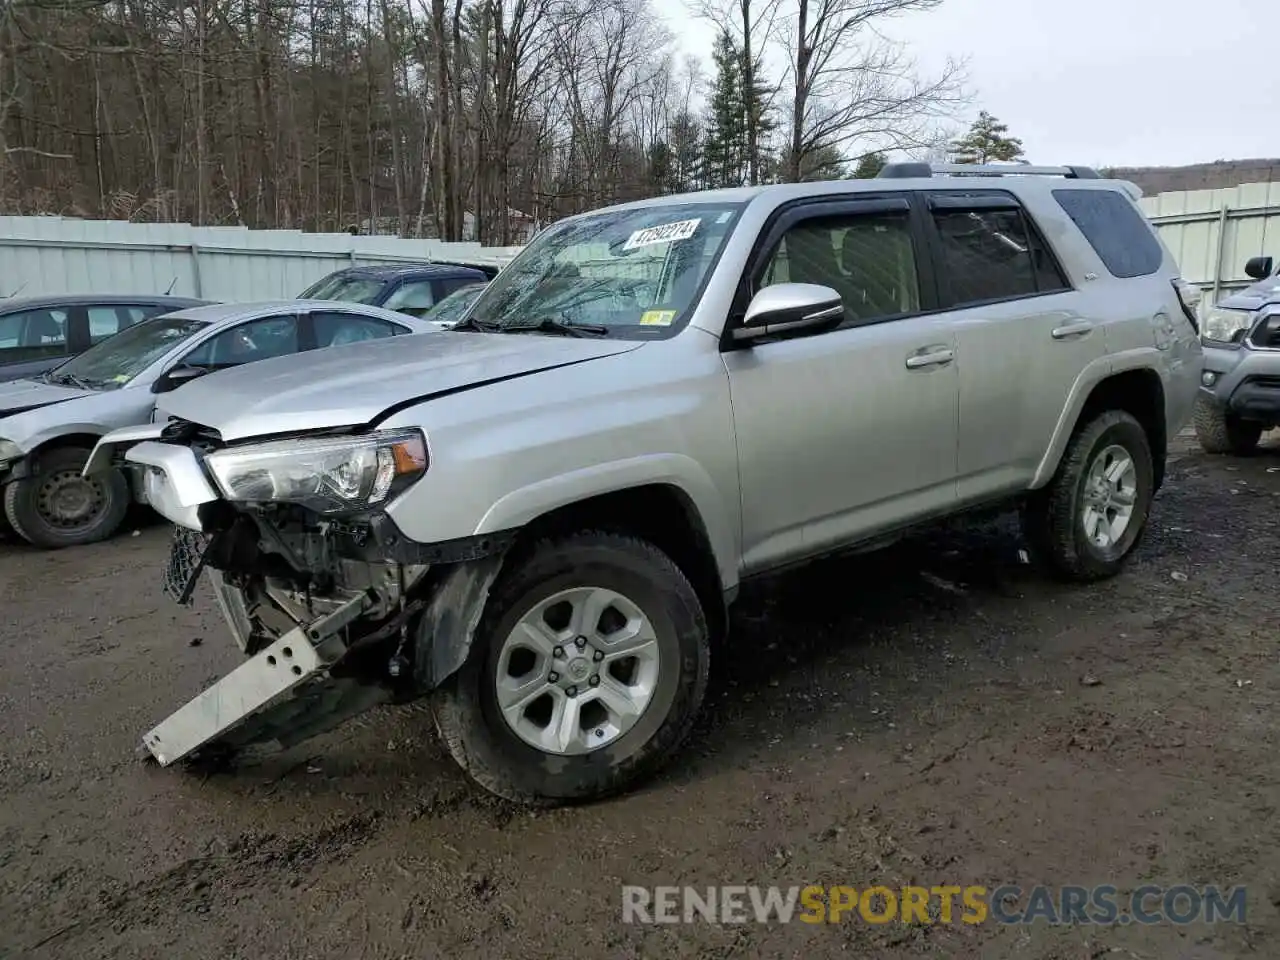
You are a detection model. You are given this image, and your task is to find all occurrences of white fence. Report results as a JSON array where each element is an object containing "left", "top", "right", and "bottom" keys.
[
  {"left": 1, "top": 183, "right": 1277, "bottom": 308},
  {"left": 1140, "top": 180, "right": 1280, "bottom": 307},
  {"left": 0, "top": 216, "right": 524, "bottom": 302}
]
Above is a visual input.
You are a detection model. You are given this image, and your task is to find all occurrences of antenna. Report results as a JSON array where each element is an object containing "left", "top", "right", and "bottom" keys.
[
  {"left": 164, "top": 277, "right": 179, "bottom": 295},
  {"left": 7, "top": 281, "right": 28, "bottom": 298}
]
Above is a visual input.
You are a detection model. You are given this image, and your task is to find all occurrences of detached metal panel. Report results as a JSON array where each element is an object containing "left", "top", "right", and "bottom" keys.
[{"left": 0, "top": 217, "right": 522, "bottom": 302}]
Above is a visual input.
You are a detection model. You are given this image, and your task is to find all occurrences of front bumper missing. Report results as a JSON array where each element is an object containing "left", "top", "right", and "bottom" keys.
[
  {"left": 143, "top": 590, "right": 371, "bottom": 765},
  {"left": 91, "top": 423, "right": 514, "bottom": 767}
]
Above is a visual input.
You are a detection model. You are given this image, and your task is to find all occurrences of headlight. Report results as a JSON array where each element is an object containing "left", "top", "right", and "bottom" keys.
[
  {"left": 0, "top": 439, "right": 19, "bottom": 466},
  {"left": 1201, "top": 307, "right": 1253, "bottom": 345},
  {"left": 205, "top": 429, "right": 428, "bottom": 514}
]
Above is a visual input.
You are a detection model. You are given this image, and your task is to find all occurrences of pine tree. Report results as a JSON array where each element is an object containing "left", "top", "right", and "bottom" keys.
[
  {"left": 950, "top": 111, "right": 1025, "bottom": 164},
  {"left": 701, "top": 30, "right": 746, "bottom": 188},
  {"left": 850, "top": 151, "right": 888, "bottom": 179}
]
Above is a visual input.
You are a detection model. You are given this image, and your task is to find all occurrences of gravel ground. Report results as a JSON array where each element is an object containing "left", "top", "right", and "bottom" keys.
[{"left": 1, "top": 433, "right": 1277, "bottom": 960}]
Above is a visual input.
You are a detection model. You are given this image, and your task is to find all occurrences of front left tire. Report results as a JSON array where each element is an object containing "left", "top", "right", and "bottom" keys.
[
  {"left": 3, "top": 446, "right": 130, "bottom": 549},
  {"left": 432, "top": 531, "right": 710, "bottom": 806}
]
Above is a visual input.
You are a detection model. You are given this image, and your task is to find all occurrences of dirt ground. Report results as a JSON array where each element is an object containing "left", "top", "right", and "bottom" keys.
[{"left": 2, "top": 432, "right": 1278, "bottom": 960}]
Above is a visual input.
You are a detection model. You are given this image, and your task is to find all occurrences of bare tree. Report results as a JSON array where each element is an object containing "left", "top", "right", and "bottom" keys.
[{"left": 778, "top": 0, "right": 965, "bottom": 182}]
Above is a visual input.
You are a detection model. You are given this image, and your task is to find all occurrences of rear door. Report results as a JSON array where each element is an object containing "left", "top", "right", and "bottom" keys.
[
  {"left": 921, "top": 190, "right": 1102, "bottom": 502},
  {"left": 0, "top": 306, "right": 74, "bottom": 381},
  {"left": 305, "top": 310, "right": 409, "bottom": 349}
]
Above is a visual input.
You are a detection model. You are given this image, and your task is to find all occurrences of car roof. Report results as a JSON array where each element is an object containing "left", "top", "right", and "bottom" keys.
[
  {"left": 322, "top": 263, "right": 490, "bottom": 281},
  {"left": 156, "top": 299, "right": 435, "bottom": 329},
  {"left": 0, "top": 294, "right": 209, "bottom": 313},
  {"left": 578, "top": 169, "right": 1142, "bottom": 220}
]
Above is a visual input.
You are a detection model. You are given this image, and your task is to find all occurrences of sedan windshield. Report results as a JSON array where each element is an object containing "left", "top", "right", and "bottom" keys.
[
  {"left": 51, "top": 316, "right": 208, "bottom": 389},
  {"left": 300, "top": 274, "right": 386, "bottom": 304},
  {"left": 464, "top": 201, "right": 744, "bottom": 338}
]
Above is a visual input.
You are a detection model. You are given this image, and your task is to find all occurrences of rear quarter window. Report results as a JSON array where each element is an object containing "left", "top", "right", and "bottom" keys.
[{"left": 1051, "top": 188, "right": 1163, "bottom": 279}]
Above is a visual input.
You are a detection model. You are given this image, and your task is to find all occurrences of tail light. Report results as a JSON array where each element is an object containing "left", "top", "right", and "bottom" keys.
[{"left": 1172, "top": 278, "right": 1201, "bottom": 333}]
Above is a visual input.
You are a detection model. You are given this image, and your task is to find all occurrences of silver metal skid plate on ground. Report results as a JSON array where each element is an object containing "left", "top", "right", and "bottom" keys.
[{"left": 142, "top": 596, "right": 367, "bottom": 765}]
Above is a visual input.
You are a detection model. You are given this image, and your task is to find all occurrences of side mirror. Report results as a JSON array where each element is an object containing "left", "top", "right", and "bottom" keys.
[
  {"left": 1244, "top": 256, "right": 1274, "bottom": 281},
  {"left": 152, "top": 365, "right": 207, "bottom": 394},
  {"left": 733, "top": 283, "right": 843, "bottom": 343}
]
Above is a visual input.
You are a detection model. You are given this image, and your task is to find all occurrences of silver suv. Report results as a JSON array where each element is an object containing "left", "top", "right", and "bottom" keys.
[
  {"left": 88, "top": 164, "right": 1204, "bottom": 805},
  {"left": 1193, "top": 255, "right": 1280, "bottom": 453}
]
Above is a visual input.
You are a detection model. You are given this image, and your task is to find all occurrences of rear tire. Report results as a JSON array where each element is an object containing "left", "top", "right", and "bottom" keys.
[
  {"left": 3, "top": 446, "right": 130, "bottom": 549},
  {"left": 432, "top": 531, "right": 710, "bottom": 806},
  {"left": 1193, "top": 395, "right": 1262, "bottom": 455},
  {"left": 1022, "top": 410, "right": 1154, "bottom": 583}
]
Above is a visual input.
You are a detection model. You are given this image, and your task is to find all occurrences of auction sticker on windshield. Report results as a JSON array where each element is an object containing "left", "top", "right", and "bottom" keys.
[
  {"left": 639, "top": 310, "right": 677, "bottom": 326},
  {"left": 624, "top": 218, "right": 701, "bottom": 250}
]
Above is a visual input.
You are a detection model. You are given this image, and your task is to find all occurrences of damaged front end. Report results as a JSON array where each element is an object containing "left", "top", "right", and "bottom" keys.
[{"left": 97, "top": 421, "right": 514, "bottom": 767}]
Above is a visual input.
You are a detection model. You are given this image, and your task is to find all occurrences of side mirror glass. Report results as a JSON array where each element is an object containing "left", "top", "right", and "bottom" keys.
[
  {"left": 152, "top": 365, "right": 207, "bottom": 394},
  {"left": 734, "top": 283, "right": 843, "bottom": 343},
  {"left": 1244, "top": 256, "right": 1274, "bottom": 281}
]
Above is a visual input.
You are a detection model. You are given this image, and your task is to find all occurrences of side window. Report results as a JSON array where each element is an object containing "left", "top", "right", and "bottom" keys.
[
  {"left": 760, "top": 211, "right": 922, "bottom": 327},
  {"left": 181, "top": 315, "right": 300, "bottom": 370},
  {"left": 1052, "top": 188, "right": 1163, "bottom": 278},
  {"left": 380, "top": 281, "right": 436, "bottom": 318},
  {"left": 126, "top": 304, "right": 167, "bottom": 325},
  {"left": 930, "top": 203, "right": 1067, "bottom": 306},
  {"left": 311, "top": 312, "right": 401, "bottom": 348},
  {"left": 88, "top": 306, "right": 128, "bottom": 343},
  {"left": 0, "top": 308, "right": 70, "bottom": 365},
  {"left": 437, "top": 277, "right": 482, "bottom": 299}
]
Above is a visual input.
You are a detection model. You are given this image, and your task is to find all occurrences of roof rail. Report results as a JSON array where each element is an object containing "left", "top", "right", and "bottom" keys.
[{"left": 877, "top": 162, "right": 1101, "bottom": 180}]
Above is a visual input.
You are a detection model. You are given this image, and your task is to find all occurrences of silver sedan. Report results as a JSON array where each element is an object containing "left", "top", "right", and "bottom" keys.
[{"left": 0, "top": 299, "right": 442, "bottom": 548}]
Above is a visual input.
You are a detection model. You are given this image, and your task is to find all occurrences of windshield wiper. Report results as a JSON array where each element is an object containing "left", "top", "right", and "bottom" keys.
[
  {"left": 48, "top": 371, "right": 95, "bottom": 390},
  {"left": 498, "top": 316, "right": 609, "bottom": 338},
  {"left": 451, "top": 312, "right": 503, "bottom": 333}
]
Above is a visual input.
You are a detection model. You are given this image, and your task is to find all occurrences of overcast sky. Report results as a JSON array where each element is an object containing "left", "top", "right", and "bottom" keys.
[{"left": 658, "top": 0, "right": 1277, "bottom": 167}]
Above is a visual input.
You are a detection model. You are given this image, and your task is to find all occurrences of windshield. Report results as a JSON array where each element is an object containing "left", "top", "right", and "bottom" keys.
[
  {"left": 52, "top": 315, "right": 208, "bottom": 389},
  {"left": 299, "top": 273, "right": 387, "bottom": 304},
  {"left": 465, "top": 201, "right": 744, "bottom": 337},
  {"left": 424, "top": 283, "right": 486, "bottom": 326}
]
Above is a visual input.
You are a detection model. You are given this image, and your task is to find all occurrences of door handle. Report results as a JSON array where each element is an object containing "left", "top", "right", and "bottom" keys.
[
  {"left": 1051, "top": 320, "right": 1094, "bottom": 339},
  {"left": 905, "top": 348, "right": 954, "bottom": 369}
]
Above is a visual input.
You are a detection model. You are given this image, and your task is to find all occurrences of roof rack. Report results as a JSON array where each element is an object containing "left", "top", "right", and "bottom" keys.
[{"left": 877, "top": 162, "right": 1101, "bottom": 180}]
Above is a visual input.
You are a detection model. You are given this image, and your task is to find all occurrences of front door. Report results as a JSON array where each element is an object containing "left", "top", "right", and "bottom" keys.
[{"left": 722, "top": 196, "right": 960, "bottom": 575}]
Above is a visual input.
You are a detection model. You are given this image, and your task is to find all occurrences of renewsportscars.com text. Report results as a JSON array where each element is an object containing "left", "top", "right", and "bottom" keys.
[{"left": 621, "top": 884, "right": 1247, "bottom": 926}]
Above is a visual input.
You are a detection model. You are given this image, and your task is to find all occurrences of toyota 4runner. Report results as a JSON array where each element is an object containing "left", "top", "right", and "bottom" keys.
[{"left": 86, "top": 163, "right": 1204, "bottom": 805}]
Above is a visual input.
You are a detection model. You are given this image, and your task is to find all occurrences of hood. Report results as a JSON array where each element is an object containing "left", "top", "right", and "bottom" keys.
[
  {"left": 159, "top": 331, "right": 643, "bottom": 441},
  {"left": 0, "top": 378, "right": 94, "bottom": 419},
  {"left": 1218, "top": 275, "right": 1280, "bottom": 312}
]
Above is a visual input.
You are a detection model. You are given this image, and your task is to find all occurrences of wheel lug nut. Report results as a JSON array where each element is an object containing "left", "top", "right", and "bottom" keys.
[
  {"left": 548, "top": 671, "right": 559, "bottom": 683},
  {"left": 589, "top": 675, "right": 600, "bottom": 687},
  {"left": 553, "top": 646, "right": 564, "bottom": 658},
  {"left": 566, "top": 685, "right": 577, "bottom": 697},
  {"left": 574, "top": 636, "right": 587, "bottom": 649},
  {"left": 592, "top": 650, "right": 604, "bottom": 662}
]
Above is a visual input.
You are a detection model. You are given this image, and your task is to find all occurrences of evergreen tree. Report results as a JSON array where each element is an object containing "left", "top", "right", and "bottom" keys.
[
  {"left": 950, "top": 112, "right": 1025, "bottom": 164},
  {"left": 701, "top": 30, "right": 746, "bottom": 188},
  {"left": 850, "top": 151, "right": 888, "bottom": 179},
  {"left": 668, "top": 111, "right": 702, "bottom": 194},
  {"left": 798, "top": 144, "right": 847, "bottom": 181}
]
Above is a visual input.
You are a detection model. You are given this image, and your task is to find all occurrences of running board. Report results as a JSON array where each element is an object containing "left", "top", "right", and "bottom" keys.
[{"left": 142, "top": 594, "right": 371, "bottom": 765}]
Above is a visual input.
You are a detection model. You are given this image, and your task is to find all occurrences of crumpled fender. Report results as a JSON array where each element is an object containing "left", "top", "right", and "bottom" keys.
[{"left": 413, "top": 552, "right": 508, "bottom": 691}]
